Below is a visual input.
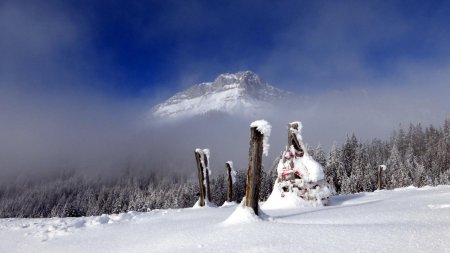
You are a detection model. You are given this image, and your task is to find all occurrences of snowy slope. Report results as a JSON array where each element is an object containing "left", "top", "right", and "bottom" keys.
[
  {"left": 1, "top": 186, "right": 450, "bottom": 253},
  {"left": 152, "top": 71, "right": 292, "bottom": 120}
]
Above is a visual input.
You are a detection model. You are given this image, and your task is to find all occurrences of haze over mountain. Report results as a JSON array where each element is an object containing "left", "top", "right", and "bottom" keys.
[{"left": 152, "top": 71, "right": 293, "bottom": 120}]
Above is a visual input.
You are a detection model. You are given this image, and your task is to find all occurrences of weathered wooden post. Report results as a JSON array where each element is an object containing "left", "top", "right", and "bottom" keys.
[
  {"left": 245, "top": 122, "right": 267, "bottom": 215},
  {"left": 195, "top": 149, "right": 206, "bottom": 207},
  {"left": 288, "top": 122, "right": 304, "bottom": 156},
  {"left": 226, "top": 161, "right": 233, "bottom": 203},
  {"left": 203, "top": 150, "right": 212, "bottom": 202},
  {"left": 378, "top": 165, "right": 387, "bottom": 190}
]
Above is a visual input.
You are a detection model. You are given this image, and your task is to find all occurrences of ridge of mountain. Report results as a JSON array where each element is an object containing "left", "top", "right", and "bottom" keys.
[{"left": 153, "top": 71, "right": 292, "bottom": 120}]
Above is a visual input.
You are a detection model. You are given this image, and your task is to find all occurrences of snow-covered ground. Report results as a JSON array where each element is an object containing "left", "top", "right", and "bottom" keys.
[{"left": 1, "top": 186, "right": 449, "bottom": 253}]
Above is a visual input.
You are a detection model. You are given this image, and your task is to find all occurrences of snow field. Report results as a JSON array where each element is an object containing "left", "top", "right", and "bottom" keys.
[{"left": 0, "top": 185, "right": 449, "bottom": 253}]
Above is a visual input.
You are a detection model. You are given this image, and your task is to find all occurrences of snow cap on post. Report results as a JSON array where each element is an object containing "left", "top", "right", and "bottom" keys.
[
  {"left": 250, "top": 120, "right": 271, "bottom": 156},
  {"left": 203, "top": 149, "right": 211, "bottom": 174},
  {"left": 195, "top": 148, "right": 211, "bottom": 175},
  {"left": 203, "top": 148, "right": 210, "bottom": 158},
  {"left": 226, "top": 161, "right": 237, "bottom": 184}
]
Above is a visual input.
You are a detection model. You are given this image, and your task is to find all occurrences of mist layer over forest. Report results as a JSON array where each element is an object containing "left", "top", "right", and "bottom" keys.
[
  {"left": 0, "top": 92, "right": 292, "bottom": 183},
  {"left": 2, "top": 81, "right": 450, "bottom": 184},
  {"left": 1, "top": 118, "right": 449, "bottom": 218}
]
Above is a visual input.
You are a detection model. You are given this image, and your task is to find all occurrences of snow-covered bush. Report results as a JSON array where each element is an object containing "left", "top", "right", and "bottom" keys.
[{"left": 264, "top": 122, "right": 332, "bottom": 209}]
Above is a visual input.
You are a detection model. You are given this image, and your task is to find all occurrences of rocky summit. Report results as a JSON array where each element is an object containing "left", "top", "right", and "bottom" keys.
[{"left": 152, "top": 71, "right": 291, "bottom": 120}]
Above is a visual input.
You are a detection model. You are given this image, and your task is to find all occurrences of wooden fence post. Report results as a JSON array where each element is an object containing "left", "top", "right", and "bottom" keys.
[
  {"left": 245, "top": 126, "right": 264, "bottom": 215},
  {"left": 226, "top": 162, "right": 233, "bottom": 203},
  {"left": 377, "top": 165, "right": 386, "bottom": 190},
  {"left": 288, "top": 122, "right": 304, "bottom": 156},
  {"left": 195, "top": 150, "right": 205, "bottom": 207},
  {"left": 203, "top": 151, "right": 211, "bottom": 202},
  {"left": 377, "top": 166, "right": 382, "bottom": 190}
]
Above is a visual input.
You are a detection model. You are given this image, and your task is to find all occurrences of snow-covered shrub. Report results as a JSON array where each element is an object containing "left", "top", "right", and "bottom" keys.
[{"left": 264, "top": 122, "right": 332, "bottom": 209}]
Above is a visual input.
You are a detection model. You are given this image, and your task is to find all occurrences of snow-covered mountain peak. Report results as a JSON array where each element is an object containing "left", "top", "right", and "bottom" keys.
[{"left": 152, "top": 71, "right": 291, "bottom": 120}]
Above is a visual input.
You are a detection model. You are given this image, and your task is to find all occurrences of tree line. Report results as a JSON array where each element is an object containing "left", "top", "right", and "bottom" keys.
[
  {"left": 0, "top": 168, "right": 274, "bottom": 218},
  {"left": 0, "top": 119, "right": 449, "bottom": 218},
  {"left": 321, "top": 118, "right": 450, "bottom": 194}
]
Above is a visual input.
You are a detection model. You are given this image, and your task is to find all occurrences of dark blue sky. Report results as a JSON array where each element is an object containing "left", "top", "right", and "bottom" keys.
[{"left": 1, "top": 0, "right": 450, "bottom": 99}]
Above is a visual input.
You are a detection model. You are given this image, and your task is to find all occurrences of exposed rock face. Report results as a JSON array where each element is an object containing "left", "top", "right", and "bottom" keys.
[{"left": 152, "top": 71, "right": 291, "bottom": 120}]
